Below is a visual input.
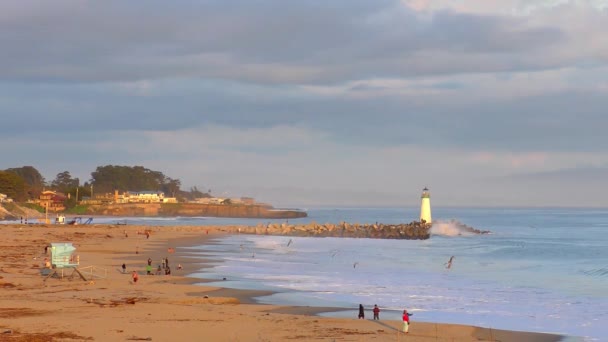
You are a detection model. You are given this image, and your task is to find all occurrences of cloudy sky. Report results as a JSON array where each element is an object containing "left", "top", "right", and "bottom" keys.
[{"left": 1, "top": 0, "right": 607, "bottom": 207}]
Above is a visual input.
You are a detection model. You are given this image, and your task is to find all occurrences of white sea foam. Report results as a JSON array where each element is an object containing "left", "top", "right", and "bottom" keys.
[{"left": 430, "top": 221, "right": 475, "bottom": 236}]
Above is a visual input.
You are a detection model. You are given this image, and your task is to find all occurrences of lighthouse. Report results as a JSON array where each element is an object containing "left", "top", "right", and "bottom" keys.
[{"left": 420, "top": 187, "right": 432, "bottom": 224}]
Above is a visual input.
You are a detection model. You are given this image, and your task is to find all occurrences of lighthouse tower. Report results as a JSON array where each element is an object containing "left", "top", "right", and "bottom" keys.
[{"left": 420, "top": 187, "right": 432, "bottom": 224}]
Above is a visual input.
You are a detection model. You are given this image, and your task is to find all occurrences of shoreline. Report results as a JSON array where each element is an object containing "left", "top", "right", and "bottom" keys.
[{"left": 0, "top": 223, "right": 568, "bottom": 341}]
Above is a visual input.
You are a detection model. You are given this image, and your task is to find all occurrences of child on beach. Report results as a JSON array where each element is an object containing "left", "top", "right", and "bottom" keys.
[
  {"left": 402, "top": 309, "right": 413, "bottom": 333},
  {"left": 358, "top": 304, "right": 365, "bottom": 319},
  {"left": 121, "top": 263, "right": 126, "bottom": 273},
  {"left": 132, "top": 271, "right": 139, "bottom": 284},
  {"left": 373, "top": 305, "right": 380, "bottom": 320}
]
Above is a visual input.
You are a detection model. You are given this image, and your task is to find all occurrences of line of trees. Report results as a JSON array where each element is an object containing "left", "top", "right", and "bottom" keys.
[{"left": 0, "top": 165, "right": 210, "bottom": 206}]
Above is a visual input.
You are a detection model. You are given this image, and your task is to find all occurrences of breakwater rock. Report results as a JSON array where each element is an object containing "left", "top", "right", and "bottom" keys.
[{"left": 237, "top": 221, "right": 432, "bottom": 240}]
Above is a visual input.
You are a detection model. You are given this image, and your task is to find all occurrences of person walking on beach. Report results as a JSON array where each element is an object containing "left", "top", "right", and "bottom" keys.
[
  {"left": 147, "top": 257, "right": 152, "bottom": 266},
  {"left": 358, "top": 304, "right": 365, "bottom": 319},
  {"left": 121, "top": 263, "right": 126, "bottom": 273},
  {"left": 402, "top": 309, "right": 413, "bottom": 333},
  {"left": 132, "top": 271, "right": 139, "bottom": 284},
  {"left": 373, "top": 305, "right": 380, "bottom": 320}
]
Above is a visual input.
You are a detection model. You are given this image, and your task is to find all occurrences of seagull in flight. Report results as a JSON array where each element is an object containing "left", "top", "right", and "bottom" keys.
[
  {"left": 353, "top": 262, "right": 359, "bottom": 269},
  {"left": 445, "top": 256, "right": 454, "bottom": 269}
]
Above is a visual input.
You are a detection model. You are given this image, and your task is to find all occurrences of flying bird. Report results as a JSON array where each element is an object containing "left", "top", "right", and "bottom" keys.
[
  {"left": 445, "top": 256, "right": 454, "bottom": 269},
  {"left": 353, "top": 262, "right": 359, "bottom": 269}
]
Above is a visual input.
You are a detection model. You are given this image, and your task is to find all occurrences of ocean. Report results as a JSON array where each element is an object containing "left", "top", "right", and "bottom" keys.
[
  {"left": 186, "top": 207, "right": 606, "bottom": 341},
  {"left": 3, "top": 207, "right": 606, "bottom": 340}
]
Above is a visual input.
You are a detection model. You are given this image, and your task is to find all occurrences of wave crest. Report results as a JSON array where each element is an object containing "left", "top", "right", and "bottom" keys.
[{"left": 430, "top": 220, "right": 490, "bottom": 236}]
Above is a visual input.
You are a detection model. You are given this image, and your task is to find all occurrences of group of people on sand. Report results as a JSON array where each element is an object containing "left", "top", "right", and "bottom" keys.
[
  {"left": 124, "top": 256, "right": 183, "bottom": 284},
  {"left": 358, "top": 304, "right": 413, "bottom": 334}
]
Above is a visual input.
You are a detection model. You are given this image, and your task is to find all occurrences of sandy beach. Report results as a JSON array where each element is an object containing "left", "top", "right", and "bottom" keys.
[{"left": 0, "top": 223, "right": 565, "bottom": 342}]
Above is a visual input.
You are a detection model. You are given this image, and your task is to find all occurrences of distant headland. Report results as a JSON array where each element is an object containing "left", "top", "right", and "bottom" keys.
[{"left": 0, "top": 165, "right": 307, "bottom": 220}]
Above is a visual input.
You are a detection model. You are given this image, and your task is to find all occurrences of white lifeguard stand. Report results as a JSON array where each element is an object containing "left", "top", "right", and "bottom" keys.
[
  {"left": 420, "top": 187, "right": 432, "bottom": 224},
  {"left": 44, "top": 242, "right": 86, "bottom": 281}
]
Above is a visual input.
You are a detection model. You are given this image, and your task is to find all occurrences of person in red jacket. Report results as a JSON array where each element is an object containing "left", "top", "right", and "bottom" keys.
[
  {"left": 373, "top": 305, "right": 380, "bottom": 320},
  {"left": 402, "top": 309, "right": 413, "bottom": 333}
]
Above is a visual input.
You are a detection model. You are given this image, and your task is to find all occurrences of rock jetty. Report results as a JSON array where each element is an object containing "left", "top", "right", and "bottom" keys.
[
  {"left": 234, "top": 220, "right": 490, "bottom": 240},
  {"left": 237, "top": 221, "right": 432, "bottom": 240}
]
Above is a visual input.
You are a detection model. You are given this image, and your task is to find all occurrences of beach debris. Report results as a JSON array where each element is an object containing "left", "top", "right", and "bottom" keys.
[
  {"left": 2, "top": 329, "right": 12, "bottom": 334},
  {"left": 127, "top": 337, "right": 152, "bottom": 341}
]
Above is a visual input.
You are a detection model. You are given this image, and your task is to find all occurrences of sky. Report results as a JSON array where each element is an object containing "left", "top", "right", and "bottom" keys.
[{"left": 1, "top": 0, "right": 608, "bottom": 208}]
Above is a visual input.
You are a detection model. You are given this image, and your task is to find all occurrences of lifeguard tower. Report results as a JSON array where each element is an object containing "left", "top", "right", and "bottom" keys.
[{"left": 44, "top": 242, "right": 87, "bottom": 281}]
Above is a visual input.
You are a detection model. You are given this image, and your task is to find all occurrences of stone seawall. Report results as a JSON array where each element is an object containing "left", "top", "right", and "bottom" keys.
[
  {"left": 237, "top": 221, "right": 432, "bottom": 240},
  {"left": 232, "top": 220, "right": 490, "bottom": 240}
]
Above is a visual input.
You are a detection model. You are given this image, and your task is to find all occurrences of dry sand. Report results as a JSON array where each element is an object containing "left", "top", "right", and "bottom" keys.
[{"left": 0, "top": 223, "right": 565, "bottom": 342}]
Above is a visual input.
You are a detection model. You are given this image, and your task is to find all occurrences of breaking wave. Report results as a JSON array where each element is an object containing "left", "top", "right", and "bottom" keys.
[{"left": 430, "top": 220, "right": 490, "bottom": 236}]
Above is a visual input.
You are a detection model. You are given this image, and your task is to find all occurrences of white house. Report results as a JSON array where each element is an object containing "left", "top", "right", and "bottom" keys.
[
  {"left": 0, "top": 193, "right": 12, "bottom": 203},
  {"left": 125, "top": 191, "right": 165, "bottom": 203}
]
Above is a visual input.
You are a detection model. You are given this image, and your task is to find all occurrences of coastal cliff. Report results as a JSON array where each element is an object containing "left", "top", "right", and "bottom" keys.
[
  {"left": 0, "top": 203, "right": 44, "bottom": 220},
  {"left": 85, "top": 203, "right": 307, "bottom": 219}
]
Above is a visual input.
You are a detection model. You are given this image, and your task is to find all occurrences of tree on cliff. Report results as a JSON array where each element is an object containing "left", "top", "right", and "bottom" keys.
[
  {"left": 51, "top": 171, "right": 80, "bottom": 193},
  {"left": 0, "top": 171, "right": 27, "bottom": 202},
  {"left": 90, "top": 165, "right": 182, "bottom": 195},
  {"left": 188, "top": 186, "right": 210, "bottom": 199},
  {"left": 161, "top": 177, "right": 181, "bottom": 198},
  {"left": 4, "top": 166, "right": 45, "bottom": 200}
]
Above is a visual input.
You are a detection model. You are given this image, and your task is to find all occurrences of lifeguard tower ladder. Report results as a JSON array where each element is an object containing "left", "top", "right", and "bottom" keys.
[{"left": 44, "top": 242, "right": 87, "bottom": 281}]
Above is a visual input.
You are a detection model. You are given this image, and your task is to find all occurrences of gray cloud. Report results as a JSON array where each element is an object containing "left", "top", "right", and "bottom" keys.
[
  {"left": 2, "top": 78, "right": 607, "bottom": 153},
  {"left": 0, "top": 0, "right": 568, "bottom": 84},
  {"left": 1, "top": 1, "right": 607, "bottom": 207}
]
